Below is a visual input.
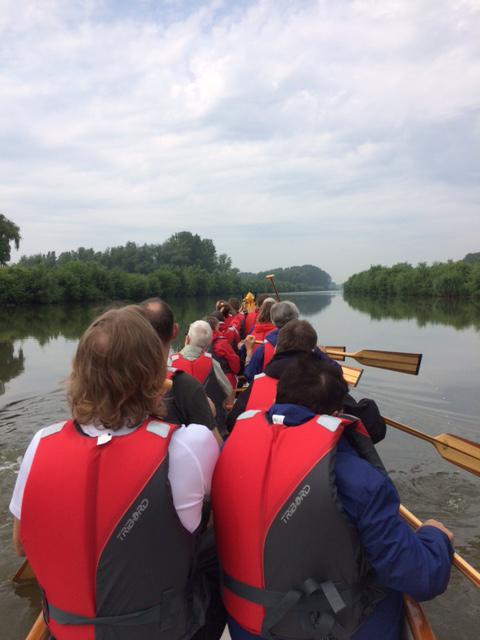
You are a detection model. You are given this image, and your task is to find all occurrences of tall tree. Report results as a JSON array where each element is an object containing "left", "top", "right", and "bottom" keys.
[{"left": 0, "top": 214, "right": 21, "bottom": 265}]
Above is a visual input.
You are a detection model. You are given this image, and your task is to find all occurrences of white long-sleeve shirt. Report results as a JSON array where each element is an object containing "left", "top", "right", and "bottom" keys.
[{"left": 10, "top": 421, "right": 219, "bottom": 533}]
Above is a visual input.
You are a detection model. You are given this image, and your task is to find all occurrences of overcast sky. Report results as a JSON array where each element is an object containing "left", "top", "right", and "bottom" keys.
[{"left": 1, "top": 0, "right": 479, "bottom": 282}]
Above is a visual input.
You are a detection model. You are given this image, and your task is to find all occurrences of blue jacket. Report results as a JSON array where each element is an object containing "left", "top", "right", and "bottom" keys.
[
  {"left": 243, "top": 330, "right": 279, "bottom": 382},
  {"left": 244, "top": 333, "right": 341, "bottom": 383},
  {"left": 227, "top": 403, "right": 453, "bottom": 640}
]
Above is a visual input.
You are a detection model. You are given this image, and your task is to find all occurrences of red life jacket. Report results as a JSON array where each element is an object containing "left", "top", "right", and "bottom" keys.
[
  {"left": 21, "top": 418, "right": 202, "bottom": 640},
  {"left": 262, "top": 340, "right": 276, "bottom": 369},
  {"left": 212, "top": 410, "right": 377, "bottom": 639},
  {"left": 170, "top": 352, "right": 213, "bottom": 384},
  {"left": 245, "top": 373, "right": 278, "bottom": 412},
  {"left": 243, "top": 311, "right": 258, "bottom": 336}
]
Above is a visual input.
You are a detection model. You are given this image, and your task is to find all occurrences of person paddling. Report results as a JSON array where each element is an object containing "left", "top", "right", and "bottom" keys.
[
  {"left": 230, "top": 319, "right": 386, "bottom": 442},
  {"left": 10, "top": 305, "right": 220, "bottom": 640},
  {"left": 171, "top": 320, "right": 234, "bottom": 436},
  {"left": 213, "top": 357, "right": 454, "bottom": 640},
  {"left": 140, "top": 297, "right": 218, "bottom": 432},
  {"left": 243, "top": 300, "right": 299, "bottom": 382}
]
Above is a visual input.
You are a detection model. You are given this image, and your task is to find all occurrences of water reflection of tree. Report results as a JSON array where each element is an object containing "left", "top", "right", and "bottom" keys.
[
  {"left": 344, "top": 294, "right": 480, "bottom": 331},
  {"left": 0, "top": 305, "right": 107, "bottom": 345},
  {"left": 287, "top": 293, "right": 334, "bottom": 317},
  {"left": 0, "top": 342, "right": 25, "bottom": 395}
]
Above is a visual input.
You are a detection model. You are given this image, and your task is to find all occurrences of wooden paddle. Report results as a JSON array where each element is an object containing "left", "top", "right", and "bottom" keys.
[
  {"left": 385, "top": 417, "right": 480, "bottom": 478},
  {"left": 324, "top": 346, "right": 422, "bottom": 376},
  {"left": 265, "top": 274, "right": 280, "bottom": 301},
  {"left": 241, "top": 361, "right": 363, "bottom": 388},
  {"left": 400, "top": 504, "right": 480, "bottom": 589},
  {"left": 26, "top": 612, "right": 48, "bottom": 640}
]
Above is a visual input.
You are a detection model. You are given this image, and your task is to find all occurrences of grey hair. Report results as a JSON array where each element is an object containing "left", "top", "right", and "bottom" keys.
[
  {"left": 270, "top": 301, "right": 300, "bottom": 328},
  {"left": 187, "top": 320, "right": 213, "bottom": 349}
]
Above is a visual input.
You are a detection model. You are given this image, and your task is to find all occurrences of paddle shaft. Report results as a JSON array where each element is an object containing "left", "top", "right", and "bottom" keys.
[
  {"left": 385, "top": 417, "right": 436, "bottom": 446},
  {"left": 26, "top": 612, "right": 48, "bottom": 640},
  {"left": 265, "top": 275, "right": 281, "bottom": 301},
  {"left": 400, "top": 505, "right": 480, "bottom": 588}
]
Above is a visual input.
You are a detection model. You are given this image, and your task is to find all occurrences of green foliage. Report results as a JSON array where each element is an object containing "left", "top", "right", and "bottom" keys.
[
  {"left": 344, "top": 260, "right": 479, "bottom": 299},
  {"left": 0, "top": 214, "right": 21, "bottom": 265},
  {"left": 240, "top": 264, "right": 334, "bottom": 292},
  {"left": 463, "top": 252, "right": 480, "bottom": 263},
  {"left": 5, "top": 232, "right": 335, "bottom": 305}
]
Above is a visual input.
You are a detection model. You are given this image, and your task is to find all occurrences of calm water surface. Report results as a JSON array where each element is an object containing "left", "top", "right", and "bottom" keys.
[{"left": 0, "top": 293, "right": 479, "bottom": 639}]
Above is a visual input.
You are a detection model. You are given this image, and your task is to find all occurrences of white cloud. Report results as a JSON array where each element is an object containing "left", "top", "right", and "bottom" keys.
[{"left": 0, "top": 0, "right": 479, "bottom": 280}]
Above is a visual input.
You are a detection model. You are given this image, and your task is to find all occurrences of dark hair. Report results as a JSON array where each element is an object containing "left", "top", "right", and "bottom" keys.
[
  {"left": 277, "top": 320, "right": 317, "bottom": 353},
  {"left": 276, "top": 355, "right": 348, "bottom": 415},
  {"left": 219, "top": 303, "right": 234, "bottom": 319},
  {"left": 228, "top": 298, "right": 240, "bottom": 312},
  {"left": 204, "top": 315, "right": 220, "bottom": 330},
  {"left": 140, "top": 297, "right": 174, "bottom": 343},
  {"left": 211, "top": 310, "right": 224, "bottom": 322}
]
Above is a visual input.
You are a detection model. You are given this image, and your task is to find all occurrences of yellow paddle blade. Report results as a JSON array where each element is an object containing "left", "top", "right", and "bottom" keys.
[
  {"left": 385, "top": 417, "right": 480, "bottom": 478},
  {"left": 12, "top": 559, "right": 35, "bottom": 583},
  {"left": 352, "top": 349, "right": 422, "bottom": 375},
  {"left": 341, "top": 365, "right": 363, "bottom": 387},
  {"left": 432, "top": 434, "right": 480, "bottom": 478},
  {"left": 325, "top": 348, "right": 422, "bottom": 375}
]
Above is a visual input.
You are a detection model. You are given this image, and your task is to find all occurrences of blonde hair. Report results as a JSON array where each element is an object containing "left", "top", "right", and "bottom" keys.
[{"left": 68, "top": 305, "right": 166, "bottom": 430}]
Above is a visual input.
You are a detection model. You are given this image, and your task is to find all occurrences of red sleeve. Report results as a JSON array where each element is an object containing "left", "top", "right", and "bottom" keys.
[{"left": 216, "top": 341, "right": 241, "bottom": 374}]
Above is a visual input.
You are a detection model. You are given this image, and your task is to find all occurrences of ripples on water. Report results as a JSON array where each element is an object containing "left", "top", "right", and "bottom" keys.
[{"left": 1, "top": 296, "right": 479, "bottom": 639}]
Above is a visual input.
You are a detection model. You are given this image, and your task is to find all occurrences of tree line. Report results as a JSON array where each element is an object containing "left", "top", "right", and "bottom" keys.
[
  {"left": 344, "top": 258, "right": 480, "bottom": 298},
  {"left": 0, "top": 226, "right": 334, "bottom": 304}
]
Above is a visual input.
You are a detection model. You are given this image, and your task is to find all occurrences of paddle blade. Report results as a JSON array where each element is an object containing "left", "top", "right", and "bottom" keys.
[
  {"left": 433, "top": 434, "right": 480, "bottom": 478},
  {"left": 341, "top": 365, "right": 363, "bottom": 387},
  {"left": 353, "top": 350, "right": 422, "bottom": 375},
  {"left": 324, "top": 346, "right": 346, "bottom": 362},
  {"left": 13, "top": 559, "right": 35, "bottom": 584}
]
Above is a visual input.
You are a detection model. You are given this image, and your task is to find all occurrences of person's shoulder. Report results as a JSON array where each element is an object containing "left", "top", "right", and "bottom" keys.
[
  {"left": 335, "top": 438, "right": 392, "bottom": 500},
  {"left": 172, "top": 423, "right": 219, "bottom": 455}
]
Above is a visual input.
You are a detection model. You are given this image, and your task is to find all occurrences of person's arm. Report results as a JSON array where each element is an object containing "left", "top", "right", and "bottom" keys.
[
  {"left": 343, "top": 394, "right": 386, "bottom": 444},
  {"left": 222, "top": 343, "right": 241, "bottom": 375},
  {"left": 244, "top": 345, "right": 264, "bottom": 383},
  {"left": 13, "top": 517, "right": 24, "bottom": 556},
  {"left": 313, "top": 347, "right": 342, "bottom": 373},
  {"left": 225, "top": 385, "right": 252, "bottom": 433},
  {"left": 211, "top": 360, "right": 234, "bottom": 399},
  {"left": 337, "top": 461, "right": 453, "bottom": 601},
  {"left": 9, "top": 428, "right": 46, "bottom": 554},
  {"left": 168, "top": 425, "right": 220, "bottom": 532}
]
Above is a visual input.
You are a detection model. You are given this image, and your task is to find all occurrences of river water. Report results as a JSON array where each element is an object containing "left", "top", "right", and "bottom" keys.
[{"left": 0, "top": 293, "right": 478, "bottom": 639}]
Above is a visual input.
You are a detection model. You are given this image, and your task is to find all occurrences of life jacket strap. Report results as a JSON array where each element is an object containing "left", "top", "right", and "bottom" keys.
[
  {"left": 44, "top": 588, "right": 185, "bottom": 629},
  {"left": 223, "top": 572, "right": 356, "bottom": 639}
]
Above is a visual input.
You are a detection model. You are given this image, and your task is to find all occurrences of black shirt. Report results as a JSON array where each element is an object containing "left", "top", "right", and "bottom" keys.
[{"left": 164, "top": 371, "right": 216, "bottom": 429}]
